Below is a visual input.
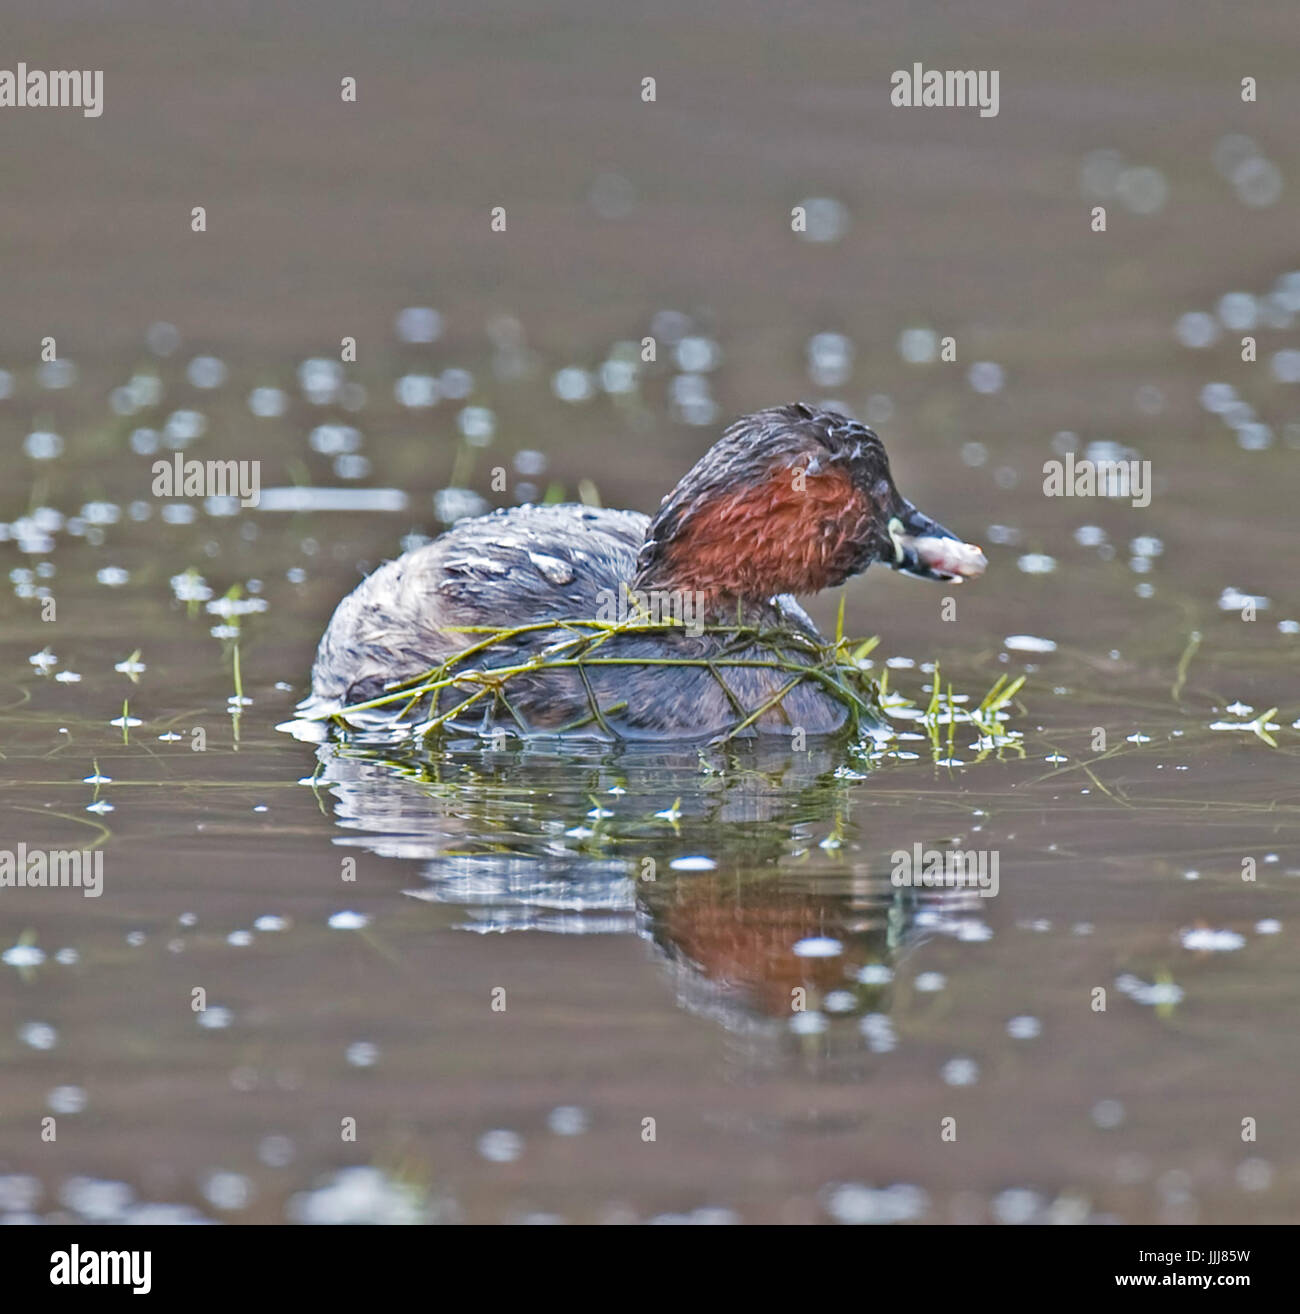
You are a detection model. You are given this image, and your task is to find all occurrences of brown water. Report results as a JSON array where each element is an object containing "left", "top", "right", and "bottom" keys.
[{"left": 1, "top": 0, "right": 1298, "bottom": 1224}]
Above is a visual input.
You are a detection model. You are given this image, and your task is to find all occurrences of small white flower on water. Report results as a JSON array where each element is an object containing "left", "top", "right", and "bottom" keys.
[
  {"left": 792, "top": 937, "right": 842, "bottom": 959},
  {"left": 942, "top": 1057, "right": 979, "bottom": 1086},
  {"left": 478, "top": 1130, "right": 523, "bottom": 1163},
  {"left": 1180, "top": 927, "right": 1245, "bottom": 952},
  {"left": 328, "top": 911, "right": 369, "bottom": 931},
  {"left": 857, "top": 964, "right": 893, "bottom": 985},
  {"left": 4, "top": 943, "right": 46, "bottom": 968}
]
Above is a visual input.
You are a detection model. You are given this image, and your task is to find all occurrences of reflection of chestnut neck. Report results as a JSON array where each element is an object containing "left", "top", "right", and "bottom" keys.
[
  {"left": 633, "top": 464, "right": 872, "bottom": 609},
  {"left": 663, "top": 879, "right": 854, "bottom": 1018}
]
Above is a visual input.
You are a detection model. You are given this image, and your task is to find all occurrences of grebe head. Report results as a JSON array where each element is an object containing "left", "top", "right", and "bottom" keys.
[{"left": 632, "top": 402, "right": 987, "bottom": 607}]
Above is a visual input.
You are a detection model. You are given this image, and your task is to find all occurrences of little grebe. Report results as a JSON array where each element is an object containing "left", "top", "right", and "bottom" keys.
[{"left": 302, "top": 403, "right": 986, "bottom": 738}]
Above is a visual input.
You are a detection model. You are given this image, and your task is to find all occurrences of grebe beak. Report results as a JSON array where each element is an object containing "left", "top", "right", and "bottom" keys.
[{"left": 886, "top": 502, "right": 987, "bottom": 584}]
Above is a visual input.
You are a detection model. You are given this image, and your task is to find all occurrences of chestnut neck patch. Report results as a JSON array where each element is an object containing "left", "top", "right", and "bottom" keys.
[{"left": 636, "top": 458, "right": 871, "bottom": 606}]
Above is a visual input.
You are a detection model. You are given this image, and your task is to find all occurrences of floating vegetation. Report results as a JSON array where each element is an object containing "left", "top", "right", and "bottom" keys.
[
  {"left": 314, "top": 616, "right": 882, "bottom": 741},
  {"left": 303, "top": 605, "right": 1024, "bottom": 750},
  {"left": 1208, "top": 707, "right": 1280, "bottom": 747}
]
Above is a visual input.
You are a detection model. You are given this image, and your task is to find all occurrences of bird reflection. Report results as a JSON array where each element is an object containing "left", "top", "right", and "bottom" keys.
[{"left": 308, "top": 733, "right": 982, "bottom": 1043}]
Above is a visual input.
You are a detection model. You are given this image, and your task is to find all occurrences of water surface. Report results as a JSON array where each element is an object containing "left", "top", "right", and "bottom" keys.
[{"left": 1, "top": 0, "right": 1297, "bottom": 1225}]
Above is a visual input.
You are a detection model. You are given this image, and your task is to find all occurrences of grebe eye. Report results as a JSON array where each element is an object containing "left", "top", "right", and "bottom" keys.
[{"left": 887, "top": 516, "right": 907, "bottom": 563}]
